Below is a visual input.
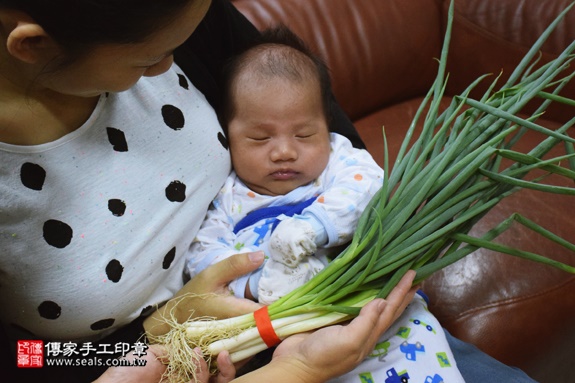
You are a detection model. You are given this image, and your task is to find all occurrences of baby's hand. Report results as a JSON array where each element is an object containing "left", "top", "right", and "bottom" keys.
[
  {"left": 258, "top": 257, "right": 325, "bottom": 305},
  {"left": 269, "top": 217, "right": 317, "bottom": 266}
]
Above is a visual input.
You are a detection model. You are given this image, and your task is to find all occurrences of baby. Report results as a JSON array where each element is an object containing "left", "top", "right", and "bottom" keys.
[
  {"left": 187, "top": 26, "right": 384, "bottom": 304},
  {"left": 186, "top": 26, "right": 464, "bottom": 383}
]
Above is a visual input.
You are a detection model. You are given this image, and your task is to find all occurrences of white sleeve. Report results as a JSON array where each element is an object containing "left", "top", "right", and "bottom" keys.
[
  {"left": 303, "top": 133, "right": 384, "bottom": 247},
  {"left": 185, "top": 177, "right": 258, "bottom": 298}
]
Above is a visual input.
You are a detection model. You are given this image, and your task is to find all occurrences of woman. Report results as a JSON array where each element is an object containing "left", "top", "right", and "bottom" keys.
[{"left": 0, "top": 0, "right": 414, "bottom": 381}]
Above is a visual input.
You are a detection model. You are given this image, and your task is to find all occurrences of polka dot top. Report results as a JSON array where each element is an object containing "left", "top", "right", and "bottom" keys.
[{"left": 0, "top": 64, "right": 231, "bottom": 342}]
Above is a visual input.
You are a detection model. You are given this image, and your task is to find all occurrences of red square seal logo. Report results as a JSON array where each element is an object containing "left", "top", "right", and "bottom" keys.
[{"left": 16, "top": 340, "right": 44, "bottom": 368}]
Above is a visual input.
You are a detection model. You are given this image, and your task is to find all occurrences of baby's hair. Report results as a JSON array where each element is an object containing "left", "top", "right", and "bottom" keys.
[
  {"left": 218, "top": 25, "right": 334, "bottom": 132},
  {"left": 0, "top": 0, "right": 192, "bottom": 57}
]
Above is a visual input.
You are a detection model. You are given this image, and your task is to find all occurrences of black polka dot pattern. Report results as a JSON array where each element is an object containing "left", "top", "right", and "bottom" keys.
[
  {"left": 218, "top": 132, "right": 229, "bottom": 150},
  {"left": 38, "top": 301, "right": 62, "bottom": 320},
  {"left": 161, "top": 105, "right": 185, "bottom": 130},
  {"left": 177, "top": 73, "right": 189, "bottom": 90},
  {"left": 108, "top": 199, "right": 126, "bottom": 216},
  {"left": 140, "top": 305, "right": 154, "bottom": 317},
  {"left": 43, "top": 220, "right": 73, "bottom": 248},
  {"left": 165, "top": 181, "right": 186, "bottom": 202},
  {"left": 105, "top": 259, "right": 124, "bottom": 283},
  {"left": 90, "top": 318, "right": 115, "bottom": 331},
  {"left": 162, "top": 247, "right": 176, "bottom": 270},
  {"left": 12, "top": 71, "right": 229, "bottom": 336},
  {"left": 106, "top": 127, "right": 128, "bottom": 152},
  {"left": 20, "top": 162, "right": 46, "bottom": 190}
]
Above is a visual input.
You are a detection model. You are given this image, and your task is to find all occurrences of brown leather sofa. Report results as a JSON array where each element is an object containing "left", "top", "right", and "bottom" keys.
[{"left": 231, "top": 1, "right": 575, "bottom": 382}]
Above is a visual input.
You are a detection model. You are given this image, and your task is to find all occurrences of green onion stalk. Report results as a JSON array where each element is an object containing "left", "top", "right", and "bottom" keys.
[{"left": 153, "top": 0, "right": 575, "bottom": 379}]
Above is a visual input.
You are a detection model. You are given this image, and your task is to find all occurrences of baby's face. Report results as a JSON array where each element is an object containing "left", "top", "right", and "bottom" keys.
[{"left": 228, "top": 76, "right": 331, "bottom": 196}]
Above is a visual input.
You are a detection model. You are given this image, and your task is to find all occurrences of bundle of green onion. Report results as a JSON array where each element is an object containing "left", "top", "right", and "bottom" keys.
[{"left": 155, "top": 1, "right": 575, "bottom": 379}]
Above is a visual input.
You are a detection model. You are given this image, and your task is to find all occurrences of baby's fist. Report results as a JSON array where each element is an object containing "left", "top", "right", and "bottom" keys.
[{"left": 269, "top": 217, "right": 316, "bottom": 266}]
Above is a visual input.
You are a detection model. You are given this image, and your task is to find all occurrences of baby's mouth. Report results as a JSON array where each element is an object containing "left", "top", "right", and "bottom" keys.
[{"left": 271, "top": 170, "right": 299, "bottom": 180}]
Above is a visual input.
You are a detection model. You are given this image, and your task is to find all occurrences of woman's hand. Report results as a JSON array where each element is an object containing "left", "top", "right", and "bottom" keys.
[
  {"left": 93, "top": 345, "right": 236, "bottom": 383},
  {"left": 144, "top": 252, "right": 265, "bottom": 337},
  {"left": 91, "top": 345, "right": 173, "bottom": 383},
  {"left": 196, "top": 349, "right": 237, "bottom": 383},
  {"left": 235, "top": 270, "right": 418, "bottom": 383}
]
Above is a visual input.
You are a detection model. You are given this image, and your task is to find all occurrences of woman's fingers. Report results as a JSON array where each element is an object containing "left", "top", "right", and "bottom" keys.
[
  {"left": 186, "top": 252, "right": 264, "bottom": 318},
  {"left": 190, "top": 349, "right": 236, "bottom": 383},
  {"left": 192, "top": 348, "right": 211, "bottom": 383},
  {"left": 345, "top": 271, "right": 416, "bottom": 352},
  {"left": 206, "top": 251, "right": 265, "bottom": 288},
  {"left": 383, "top": 269, "right": 418, "bottom": 323},
  {"left": 212, "top": 351, "right": 237, "bottom": 383}
]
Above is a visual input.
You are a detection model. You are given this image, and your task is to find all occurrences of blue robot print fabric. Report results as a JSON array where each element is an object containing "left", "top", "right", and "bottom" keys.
[{"left": 328, "top": 292, "right": 464, "bottom": 383}]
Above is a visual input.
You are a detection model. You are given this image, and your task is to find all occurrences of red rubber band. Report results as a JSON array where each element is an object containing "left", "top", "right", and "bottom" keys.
[{"left": 253, "top": 306, "right": 281, "bottom": 347}]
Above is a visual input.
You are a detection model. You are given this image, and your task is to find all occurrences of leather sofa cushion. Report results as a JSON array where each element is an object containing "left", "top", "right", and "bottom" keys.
[
  {"left": 232, "top": 0, "right": 443, "bottom": 121},
  {"left": 444, "top": 0, "right": 575, "bottom": 122}
]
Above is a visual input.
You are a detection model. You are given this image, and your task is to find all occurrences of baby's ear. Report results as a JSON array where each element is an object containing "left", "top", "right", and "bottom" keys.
[{"left": 5, "top": 14, "right": 55, "bottom": 64}]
